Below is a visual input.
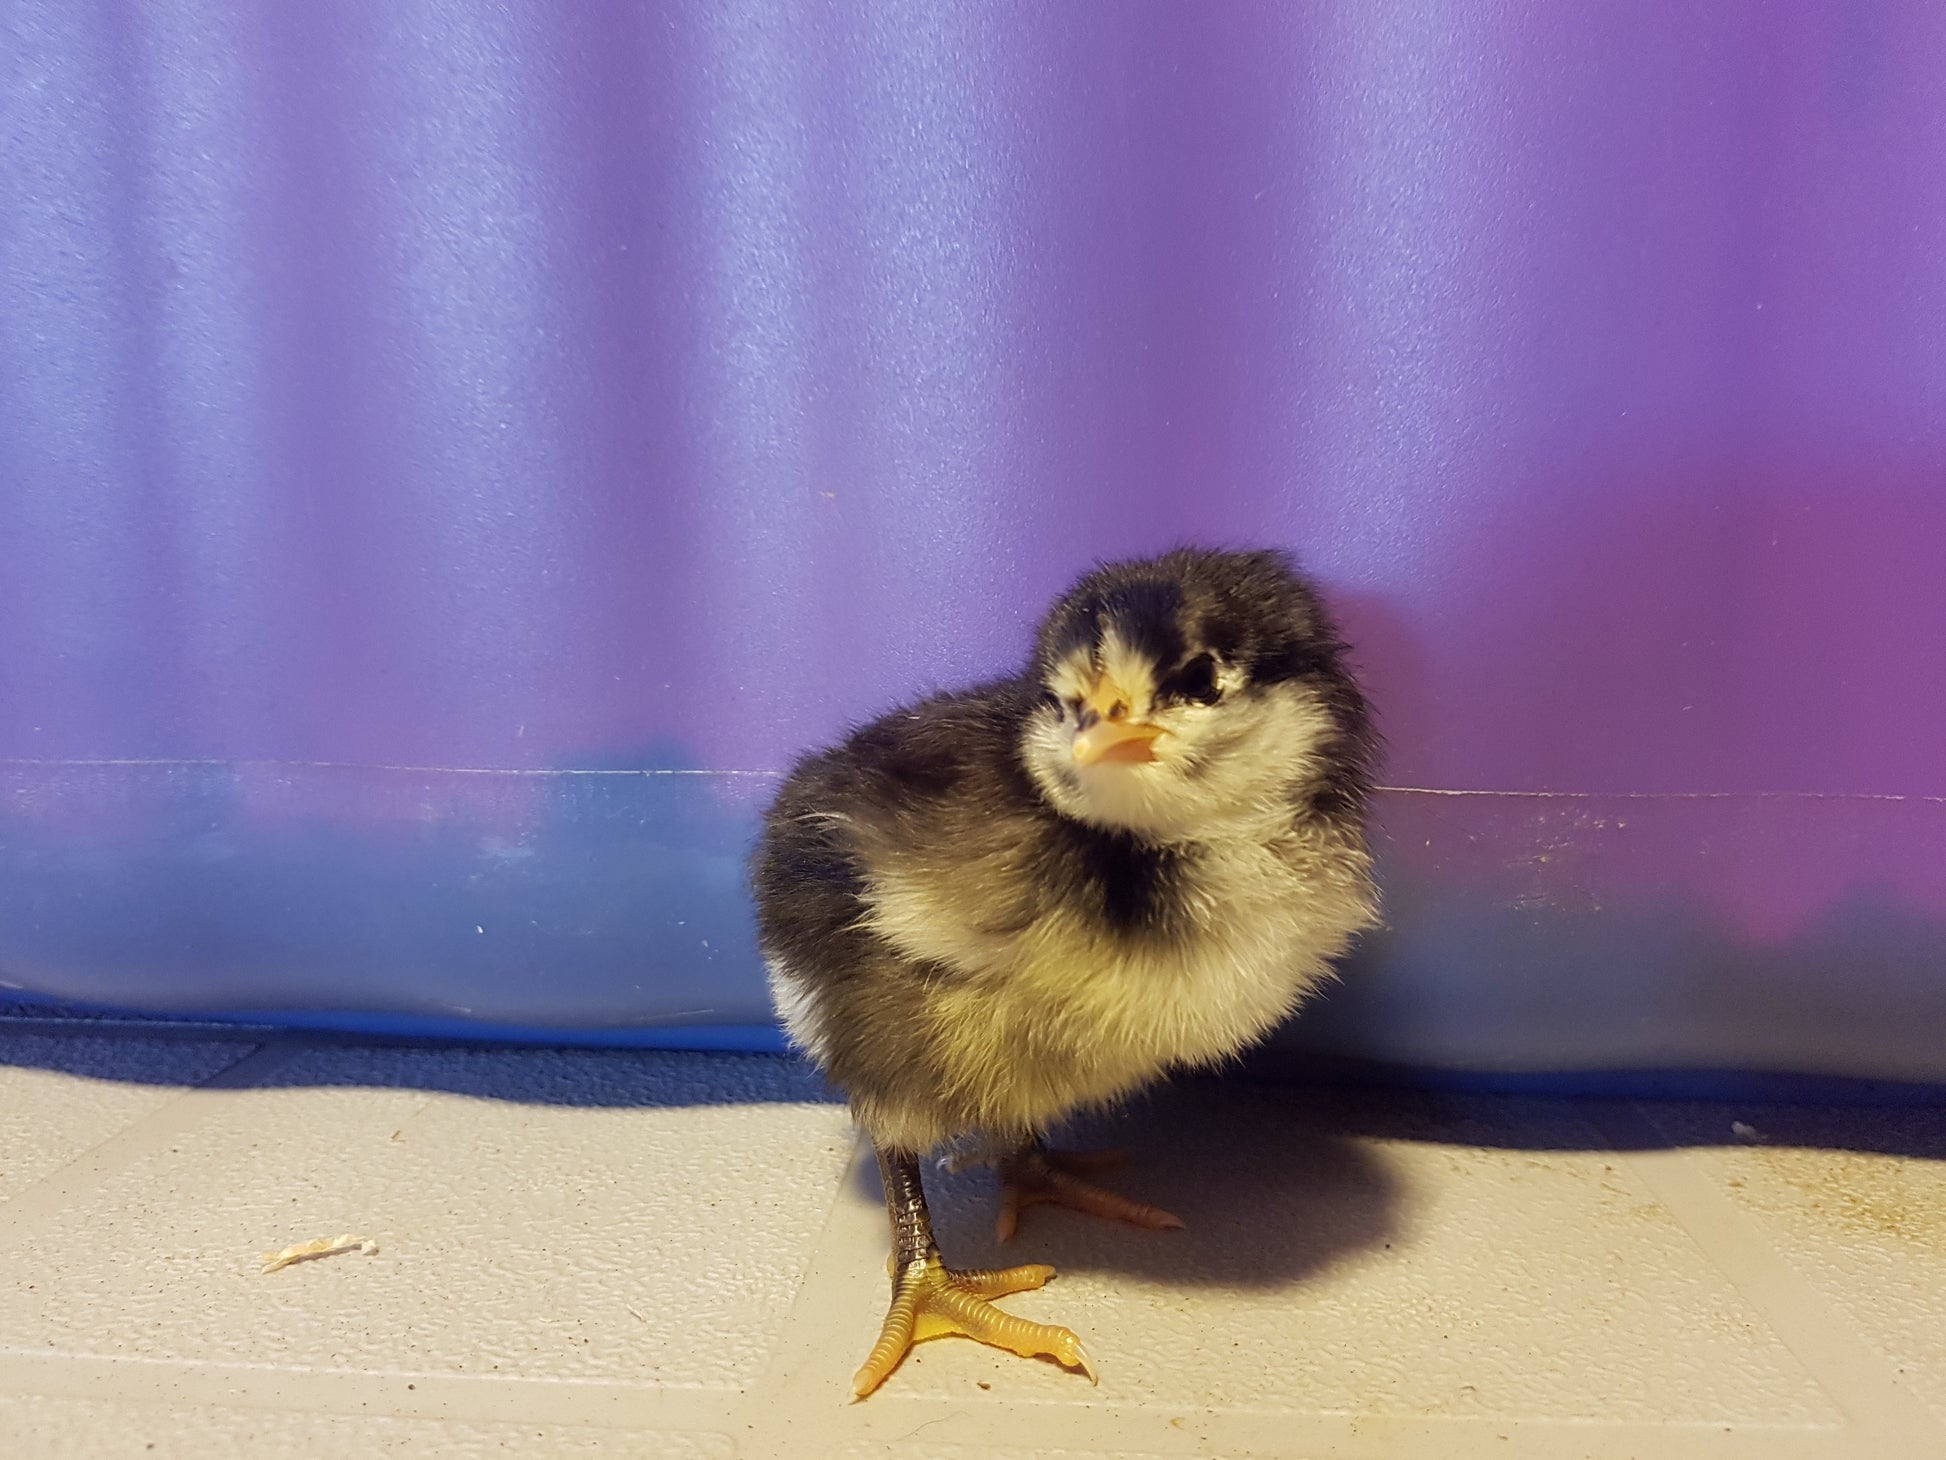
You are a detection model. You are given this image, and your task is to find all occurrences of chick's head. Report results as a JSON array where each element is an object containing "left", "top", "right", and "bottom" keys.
[{"left": 1021, "top": 548, "right": 1370, "bottom": 842}]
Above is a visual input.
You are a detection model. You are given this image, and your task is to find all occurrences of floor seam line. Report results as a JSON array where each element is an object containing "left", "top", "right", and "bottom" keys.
[
  {"left": 1597, "top": 1102, "right": 1943, "bottom": 1449},
  {"left": 0, "top": 1351, "right": 745, "bottom": 1433},
  {"left": 0, "top": 1041, "right": 300, "bottom": 1239}
]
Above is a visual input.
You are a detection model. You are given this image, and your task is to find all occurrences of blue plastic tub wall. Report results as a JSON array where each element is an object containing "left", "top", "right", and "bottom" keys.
[{"left": 3, "top": 3, "right": 1943, "bottom": 1084}]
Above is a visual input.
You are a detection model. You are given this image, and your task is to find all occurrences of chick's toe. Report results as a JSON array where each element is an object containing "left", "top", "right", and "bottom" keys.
[
  {"left": 996, "top": 1144, "right": 1185, "bottom": 1242},
  {"left": 853, "top": 1254, "right": 1093, "bottom": 1398}
]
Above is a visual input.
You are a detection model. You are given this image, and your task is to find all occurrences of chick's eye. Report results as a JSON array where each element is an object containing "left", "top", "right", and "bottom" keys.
[{"left": 1171, "top": 653, "right": 1220, "bottom": 705}]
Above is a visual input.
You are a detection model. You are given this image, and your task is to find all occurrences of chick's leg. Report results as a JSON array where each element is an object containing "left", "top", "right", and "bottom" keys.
[
  {"left": 853, "top": 1146, "right": 1096, "bottom": 1398},
  {"left": 995, "top": 1139, "right": 1184, "bottom": 1242}
]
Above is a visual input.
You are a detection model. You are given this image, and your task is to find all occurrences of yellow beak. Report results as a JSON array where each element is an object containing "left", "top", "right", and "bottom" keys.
[{"left": 1070, "top": 673, "right": 1166, "bottom": 767}]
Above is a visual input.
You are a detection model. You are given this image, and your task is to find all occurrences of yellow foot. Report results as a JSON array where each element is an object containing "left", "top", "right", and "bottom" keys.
[
  {"left": 996, "top": 1146, "right": 1185, "bottom": 1241},
  {"left": 851, "top": 1254, "right": 1095, "bottom": 1397}
]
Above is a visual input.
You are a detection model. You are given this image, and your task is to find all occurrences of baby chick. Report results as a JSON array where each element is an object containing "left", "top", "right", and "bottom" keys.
[{"left": 751, "top": 547, "right": 1377, "bottom": 1395}]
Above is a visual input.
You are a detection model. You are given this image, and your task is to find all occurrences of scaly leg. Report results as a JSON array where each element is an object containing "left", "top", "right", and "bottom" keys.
[
  {"left": 852, "top": 1146, "right": 1096, "bottom": 1398},
  {"left": 995, "top": 1139, "right": 1184, "bottom": 1242}
]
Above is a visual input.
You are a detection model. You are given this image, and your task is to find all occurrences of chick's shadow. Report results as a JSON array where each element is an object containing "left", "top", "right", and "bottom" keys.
[{"left": 849, "top": 1075, "right": 1402, "bottom": 1291}]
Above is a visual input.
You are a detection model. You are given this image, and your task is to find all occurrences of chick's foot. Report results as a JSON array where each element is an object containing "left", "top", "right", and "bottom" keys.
[
  {"left": 852, "top": 1253, "right": 1093, "bottom": 1397},
  {"left": 857, "top": 1145, "right": 1097, "bottom": 1397},
  {"left": 996, "top": 1145, "right": 1185, "bottom": 1241}
]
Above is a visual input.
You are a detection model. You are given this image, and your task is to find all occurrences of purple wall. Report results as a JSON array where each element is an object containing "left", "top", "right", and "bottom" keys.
[{"left": 3, "top": 3, "right": 1943, "bottom": 1077}]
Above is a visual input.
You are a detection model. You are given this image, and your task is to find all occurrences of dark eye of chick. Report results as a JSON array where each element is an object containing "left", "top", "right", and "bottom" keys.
[{"left": 1160, "top": 653, "right": 1221, "bottom": 706}]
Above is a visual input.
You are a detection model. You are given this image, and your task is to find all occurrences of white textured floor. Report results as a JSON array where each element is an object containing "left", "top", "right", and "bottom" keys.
[{"left": 1, "top": 1027, "right": 1942, "bottom": 1459}]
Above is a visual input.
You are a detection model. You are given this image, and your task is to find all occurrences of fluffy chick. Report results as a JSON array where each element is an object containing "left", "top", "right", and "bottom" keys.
[{"left": 751, "top": 547, "right": 1377, "bottom": 1395}]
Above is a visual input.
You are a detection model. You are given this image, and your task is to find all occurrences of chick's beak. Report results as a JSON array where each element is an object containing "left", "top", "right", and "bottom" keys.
[{"left": 1070, "top": 674, "right": 1166, "bottom": 767}]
